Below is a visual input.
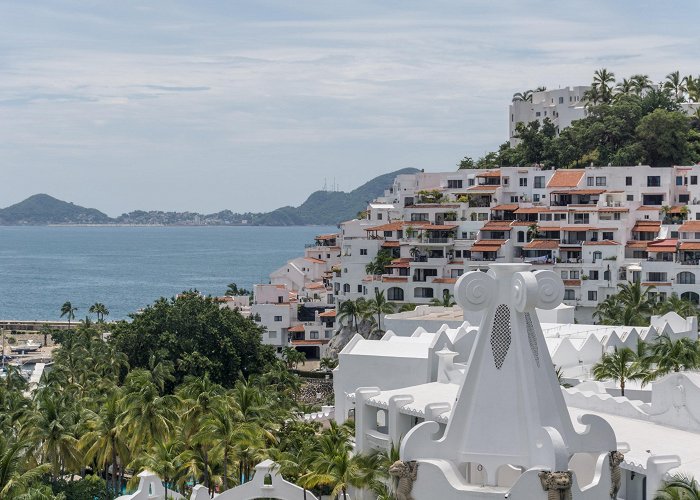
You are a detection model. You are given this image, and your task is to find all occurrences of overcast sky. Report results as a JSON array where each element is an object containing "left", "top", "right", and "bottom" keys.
[{"left": 0, "top": 1, "right": 698, "bottom": 215}]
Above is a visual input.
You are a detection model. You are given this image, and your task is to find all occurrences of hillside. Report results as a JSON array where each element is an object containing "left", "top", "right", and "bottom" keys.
[
  {"left": 0, "top": 194, "right": 112, "bottom": 225},
  {"left": 0, "top": 168, "right": 419, "bottom": 226},
  {"left": 251, "top": 168, "right": 419, "bottom": 225}
]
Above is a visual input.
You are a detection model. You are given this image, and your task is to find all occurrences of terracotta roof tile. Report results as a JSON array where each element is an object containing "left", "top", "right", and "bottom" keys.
[
  {"left": 563, "top": 279, "right": 581, "bottom": 287},
  {"left": 481, "top": 221, "right": 514, "bottom": 231},
  {"left": 524, "top": 240, "right": 559, "bottom": 249},
  {"left": 433, "top": 278, "right": 458, "bottom": 284},
  {"left": 583, "top": 240, "right": 620, "bottom": 245},
  {"left": 680, "top": 221, "right": 700, "bottom": 232},
  {"left": 547, "top": 170, "right": 585, "bottom": 188},
  {"left": 491, "top": 204, "right": 519, "bottom": 211},
  {"left": 680, "top": 242, "right": 700, "bottom": 250},
  {"left": 476, "top": 170, "right": 501, "bottom": 177}
]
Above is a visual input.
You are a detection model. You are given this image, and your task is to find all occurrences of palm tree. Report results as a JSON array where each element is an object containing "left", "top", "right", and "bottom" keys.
[
  {"left": 655, "top": 294, "right": 698, "bottom": 318},
  {"left": 282, "top": 347, "right": 306, "bottom": 370},
  {"left": 88, "top": 303, "right": 109, "bottom": 323},
  {"left": 80, "top": 391, "right": 130, "bottom": 494},
  {"left": 207, "top": 392, "right": 242, "bottom": 491},
  {"left": 594, "top": 281, "right": 657, "bottom": 327},
  {"left": 337, "top": 300, "right": 362, "bottom": 332},
  {"left": 648, "top": 335, "right": 700, "bottom": 378},
  {"left": 512, "top": 90, "right": 533, "bottom": 102},
  {"left": 60, "top": 301, "right": 77, "bottom": 327},
  {"left": 0, "top": 435, "right": 51, "bottom": 498},
  {"left": 430, "top": 292, "right": 456, "bottom": 307},
  {"left": 130, "top": 437, "right": 184, "bottom": 500},
  {"left": 593, "top": 68, "right": 616, "bottom": 103},
  {"left": 592, "top": 347, "right": 647, "bottom": 397},
  {"left": 364, "top": 290, "right": 395, "bottom": 334},
  {"left": 687, "top": 75, "right": 700, "bottom": 103},
  {"left": 631, "top": 74, "right": 653, "bottom": 95},
  {"left": 320, "top": 357, "right": 338, "bottom": 371},
  {"left": 655, "top": 473, "right": 700, "bottom": 499},
  {"left": 664, "top": 71, "right": 687, "bottom": 102}
]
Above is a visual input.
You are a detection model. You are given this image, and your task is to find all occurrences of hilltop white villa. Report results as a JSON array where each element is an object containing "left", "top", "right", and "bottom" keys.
[
  {"left": 332, "top": 164, "right": 700, "bottom": 323},
  {"left": 336, "top": 264, "right": 700, "bottom": 499}
]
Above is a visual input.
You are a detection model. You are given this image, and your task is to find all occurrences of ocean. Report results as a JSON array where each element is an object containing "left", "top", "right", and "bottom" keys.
[{"left": 0, "top": 225, "right": 336, "bottom": 321}]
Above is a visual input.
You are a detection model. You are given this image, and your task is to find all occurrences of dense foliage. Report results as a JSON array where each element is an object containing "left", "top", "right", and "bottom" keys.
[
  {"left": 461, "top": 69, "right": 700, "bottom": 169},
  {"left": 110, "top": 292, "right": 276, "bottom": 388}
]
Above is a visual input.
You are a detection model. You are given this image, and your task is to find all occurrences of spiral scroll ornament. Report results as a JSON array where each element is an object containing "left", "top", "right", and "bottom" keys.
[
  {"left": 533, "top": 270, "right": 565, "bottom": 310},
  {"left": 454, "top": 271, "right": 496, "bottom": 311},
  {"left": 511, "top": 272, "right": 539, "bottom": 312}
]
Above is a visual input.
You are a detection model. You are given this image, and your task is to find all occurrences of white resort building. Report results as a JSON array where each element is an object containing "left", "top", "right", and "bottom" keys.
[
  {"left": 336, "top": 264, "right": 700, "bottom": 500},
  {"left": 332, "top": 164, "right": 700, "bottom": 323}
]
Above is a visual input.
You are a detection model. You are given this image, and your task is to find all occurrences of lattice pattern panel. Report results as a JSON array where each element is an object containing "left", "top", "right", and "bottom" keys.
[
  {"left": 525, "top": 312, "right": 540, "bottom": 367},
  {"left": 490, "top": 304, "right": 511, "bottom": 369}
]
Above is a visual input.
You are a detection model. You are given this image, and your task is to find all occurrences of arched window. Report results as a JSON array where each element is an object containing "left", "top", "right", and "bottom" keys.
[
  {"left": 682, "top": 291, "right": 699, "bottom": 305},
  {"left": 387, "top": 287, "right": 404, "bottom": 301},
  {"left": 343, "top": 283, "right": 350, "bottom": 293},
  {"left": 678, "top": 271, "right": 696, "bottom": 284}
]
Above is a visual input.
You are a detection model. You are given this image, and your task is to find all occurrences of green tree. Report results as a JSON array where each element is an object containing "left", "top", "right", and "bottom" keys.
[
  {"left": 636, "top": 108, "right": 691, "bottom": 168},
  {"left": 592, "top": 347, "right": 647, "bottom": 397},
  {"left": 337, "top": 299, "right": 363, "bottom": 332},
  {"left": 0, "top": 434, "right": 51, "bottom": 498},
  {"left": 457, "top": 156, "right": 475, "bottom": 169},
  {"left": 655, "top": 294, "right": 698, "bottom": 318},
  {"left": 88, "top": 303, "right": 109, "bottom": 323},
  {"left": 364, "top": 290, "right": 395, "bottom": 334},
  {"left": 225, "top": 283, "right": 250, "bottom": 296},
  {"left": 648, "top": 335, "right": 700, "bottom": 378},
  {"left": 664, "top": 71, "right": 687, "bottom": 102},
  {"left": 430, "top": 292, "right": 456, "bottom": 307},
  {"left": 59, "top": 302, "right": 77, "bottom": 328},
  {"left": 592, "top": 68, "right": 616, "bottom": 103},
  {"left": 655, "top": 473, "right": 700, "bottom": 500}
]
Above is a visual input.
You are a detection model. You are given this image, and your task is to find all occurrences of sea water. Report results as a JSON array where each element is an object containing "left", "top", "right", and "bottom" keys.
[{"left": 0, "top": 225, "right": 336, "bottom": 320}]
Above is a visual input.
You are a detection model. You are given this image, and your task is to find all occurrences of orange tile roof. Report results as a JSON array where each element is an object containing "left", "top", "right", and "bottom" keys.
[
  {"left": 583, "top": 240, "right": 620, "bottom": 245},
  {"left": 492, "top": 204, "right": 519, "bottom": 211},
  {"left": 668, "top": 206, "right": 687, "bottom": 214},
  {"left": 515, "top": 206, "right": 550, "bottom": 213},
  {"left": 547, "top": 170, "right": 585, "bottom": 188},
  {"left": 680, "top": 242, "right": 700, "bottom": 250},
  {"left": 319, "top": 309, "right": 336, "bottom": 317},
  {"left": 680, "top": 221, "right": 700, "bottom": 232},
  {"left": 642, "top": 282, "right": 672, "bottom": 287},
  {"left": 476, "top": 170, "right": 501, "bottom": 177},
  {"left": 382, "top": 276, "right": 408, "bottom": 283},
  {"left": 598, "top": 207, "right": 629, "bottom": 212},
  {"left": 560, "top": 226, "right": 600, "bottom": 231},
  {"left": 470, "top": 239, "right": 506, "bottom": 252},
  {"left": 365, "top": 221, "right": 431, "bottom": 232},
  {"left": 304, "top": 257, "right": 326, "bottom": 264},
  {"left": 563, "top": 279, "right": 581, "bottom": 287},
  {"left": 467, "top": 185, "right": 499, "bottom": 192},
  {"left": 290, "top": 339, "right": 328, "bottom": 345},
  {"left": 626, "top": 241, "right": 649, "bottom": 248},
  {"left": 288, "top": 325, "right": 305, "bottom": 332},
  {"left": 510, "top": 221, "right": 536, "bottom": 226},
  {"left": 637, "top": 205, "right": 661, "bottom": 211},
  {"left": 422, "top": 224, "right": 458, "bottom": 230},
  {"left": 481, "top": 221, "right": 514, "bottom": 231},
  {"left": 305, "top": 282, "right": 326, "bottom": 290},
  {"left": 524, "top": 239, "right": 559, "bottom": 249},
  {"left": 551, "top": 189, "right": 606, "bottom": 195},
  {"left": 633, "top": 221, "right": 661, "bottom": 232},
  {"left": 381, "top": 240, "right": 401, "bottom": 247},
  {"left": 648, "top": 239, "right": 678, "bottom": 249},
  {"left": 433, "top": 278, "right": 458, "bottom": 284}
]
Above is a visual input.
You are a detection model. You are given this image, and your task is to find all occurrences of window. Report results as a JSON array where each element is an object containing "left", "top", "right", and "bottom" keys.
[
  {"left": 377, "top": 213, "right": 383, "bottom": 220},
  {"left": 588, "top": 291, "right": 597, "bottom": 301},
  {"left": 590, "top": 270, "right": 599, "bottom": 280},
  {"left": 561, "top": 271, "right": 568, "bottom": 279},
  {"left": 692, "top": 176, "right": 698, "bottom": 185},
  {"left": 626, "top": 176, "right": 632, "bottom": 186},
  {"left": 647, "top": 176, "right": 661, "bottom": 187},
  {"left": 468, "top": 178, "right": 475, "bottom": 186},
  {"left": 387, "top": 287, "right": 404, "bottom": 301},
  {"left": 680, "top": 194, "right": 690, "bottom": 203},
  {"left": 411, "top": 213, "right": 428, "bottom": 221},
  {"left": 570, "top": 271, "right": 580, "bottom": 279},
  {"left": 676, "top": 176, "right": 683, "bottom": 186},
  {"left": 274, "top": 316, "right": 282, "bottom": 322},
  {"left": 268, "top": 331, "right": 277, "bottom": 339},
  {"left": 678, "top": 271, "right": 696, "bottom": 284},
  {"left": 603, "top": 232, "right": 613, "bottom": 240},
  {"left": 627, "top": 195, "right": 634, "bottom": 201},
  {"left": 517, "top": 231, "right": 525, "bottom": 243},
  {"left": 559, "top": 96, "right": 564, "bottom": 104},
  {"left": 595, "top": 176, "right": 606, "bottom": 186},
  {"left": 357, "top": 285, "right": 363, "bottom": 293},
  {"left": 534, "top": 176, "right": 545, "bottom": 189},
  {"left": 343, "top": 284, "right": 350, "bottom": 292},
  {"left": 502, "top": 177, "right": 509, "bottom": 185},
  {"left": 533, "top": 194, "right": 540, "bottom": 202},
  {"left": 535, "top": 111, "right": 541, "bottom": 117},
  {"left": 604, "top": 270, "right": 611, "bottom": 281},
  {"left": 447, "top": 179, "right": 463, "bottom": 189},
  {"left": 647, "top": 272, "right": 668, "bottom": 282},
  {"left": 587, "top": 177, "right": 594, "bottom": 186},
  {"left": 564, "top": 289, "right": 575, "bottom": 300},
  {"left": 310, "top": 331, "right": 319, "bottom": 339},
  {"left": 510, "top": 196, "right": 519, "bottom": 203},
  {"left": 592, "top": 251, "right": 602, "bottom": 262},
  {"left": 519, "top": 178, "right": 528, "bottom": 187},
  {"left": 360, "top": 248, "right": 367, "bottom": 255},
  {"left": 325, "top": 330, "right": 332, "bottom": 338},
  {"left": 414, "top": 287, "right": 434, "bottom": 298}
]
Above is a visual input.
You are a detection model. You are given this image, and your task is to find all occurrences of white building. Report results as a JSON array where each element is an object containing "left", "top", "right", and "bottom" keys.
[
  {"left": 336, "top": 264, "right": 700, "bottom": 499},
  {"left": 509, "top": 86, "right": 589, "bottom": 145},
  {"left": 332, "top": 164, "right": 700, "bottom": 323},
  {"left": 251, "top": 233, "right": 341, "bottom": 358}
]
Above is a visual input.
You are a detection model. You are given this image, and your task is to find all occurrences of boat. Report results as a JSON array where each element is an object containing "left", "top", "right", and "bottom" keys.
[{"left": 10, "top": 339, "right": 42, "bottom": 353}]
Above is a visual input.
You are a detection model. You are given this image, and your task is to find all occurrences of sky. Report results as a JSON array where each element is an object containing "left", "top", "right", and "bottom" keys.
[{"left": 0, "top": 1, "right": 698, "bottom": 216}]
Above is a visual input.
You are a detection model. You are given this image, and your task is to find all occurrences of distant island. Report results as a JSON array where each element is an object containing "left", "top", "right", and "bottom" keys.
[{"left": 0, "top": 168, "right": 419, "bottom": 226}]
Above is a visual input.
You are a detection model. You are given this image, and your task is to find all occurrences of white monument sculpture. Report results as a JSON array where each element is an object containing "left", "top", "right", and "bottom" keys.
[{"left": 399, "top": 263, "right": 621, "bottom": 499}]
